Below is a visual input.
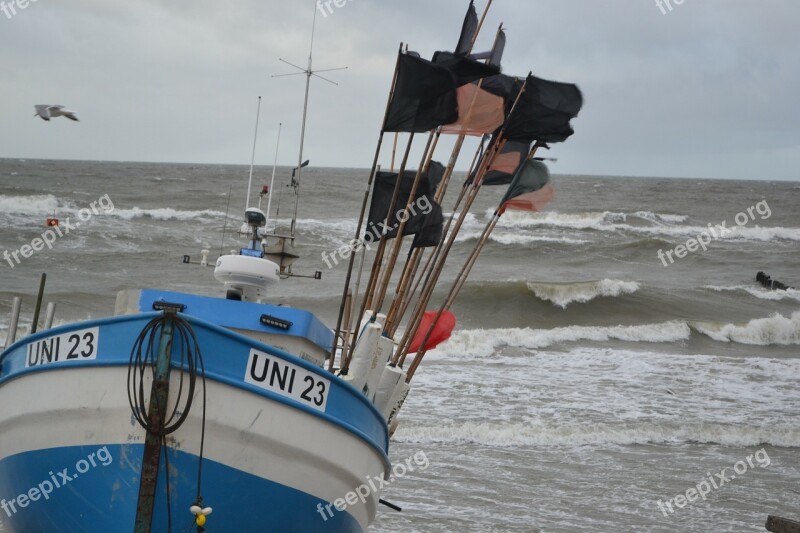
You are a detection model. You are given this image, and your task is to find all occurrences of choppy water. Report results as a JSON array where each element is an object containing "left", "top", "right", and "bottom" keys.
[{"left": 1, "top": 159, "right": 799, "bottom": 532}]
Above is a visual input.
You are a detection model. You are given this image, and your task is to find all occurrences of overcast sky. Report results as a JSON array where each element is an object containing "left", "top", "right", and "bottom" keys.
[{"left": 1, "top": 0, "right": 798, "bottom": 180}]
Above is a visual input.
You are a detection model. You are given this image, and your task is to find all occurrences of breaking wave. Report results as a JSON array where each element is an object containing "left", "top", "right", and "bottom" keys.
[
  {"left": 112, "top": 207, "right": 227, "bottom": 221},
  {"left": 691, "top": 311, "right": 800, "bottom": 346},
  {"left": 433, "top": 321, "right": 691, "bottom": 358},
  {"left": 489, "top": 210, "right": 800, "bottom": 242},
  {"left": 0, "top": 194, "right": 60, "bottom": 215},
  {"left": 526, "top": 279, "right": 640, "bottom": 308}
]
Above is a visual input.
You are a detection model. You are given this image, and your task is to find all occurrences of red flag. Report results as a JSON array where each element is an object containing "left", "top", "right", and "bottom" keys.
[
  {"left": 501, "top": 183, "right": 555, "bottom": 213},
  {"left": 409, "top": 311, "right": 457, "bottom": 353},
  {"left": 441, "top": 83, "right": 506, "bottom": 136}
]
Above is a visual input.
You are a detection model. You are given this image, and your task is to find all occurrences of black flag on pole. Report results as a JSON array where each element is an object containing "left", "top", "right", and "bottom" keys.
[
  {"left": 505, "top": 75, "right": 583, "bottom": 144},
  {"left": 432, "top": 51, "right": 500, "bottom": 86},
  {"left": 482, "top": 140, "right": 532, "bottom": 185},
  {"left": 499, "top": 159, "right": 555, "bottom": 213},
  {"left": 455, "top": 1, "right": 479, "bottom": 55},
  {"left": 367, "top": 162, "right": 445, "bottom": 242},
  {"left": 470, "top": 28, "right": 506, "bottom": 67},
  {"left": 382, "top": 54, "right": 459, "bottom": 133}
]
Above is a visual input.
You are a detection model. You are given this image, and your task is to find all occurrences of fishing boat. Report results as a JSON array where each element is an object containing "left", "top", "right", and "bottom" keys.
[{"left": 0, "top": 2, "right": 583, "bottom": 531}]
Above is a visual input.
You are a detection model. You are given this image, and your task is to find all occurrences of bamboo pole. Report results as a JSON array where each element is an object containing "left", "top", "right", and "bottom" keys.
[
  {"left": 341, "top": 131, "right": 415, "bottom": 373},
  {"left": 360, "top": 132, "right": 415, "bottom": 315},
  {"left": 405, "top": 213, "right": 500, "bottom": 381},
  {"left": 385, "top": 246, "right": 423, "bottom": 335},
  {"left": 390, "top": 132, "right": 399, "bottom": 172},
  {"left": 387, "top": 137, "right": 488, "bottom": 335},
  {"left": 346, "top": 1, "right": 499, "bottom": 370},
  {"left": 382, "top": 20, "right": 503, "bottom": 339},
  {"left": 330, "top": 45, "right": 403, "bottom": 371},
  {"left": 373, "top": 130, "right": 439, "bottom": 312},
  {"left": 406, "top": 125, "right": 541, "bottom": 382},
  {"left": 340, "top": 289, "right": 353, "bottom": 364},
  {"left": 441, "top": 145, "right": 542, "bottom": 312},
  {"left": 473, "top": 0, "right": 494, "bottom": 50},
  {"left": 396, "top": 74, "right": 531, "bottom": 367},
  {"left": 394, "top": 136, "right": 503, "bottom": 366}
]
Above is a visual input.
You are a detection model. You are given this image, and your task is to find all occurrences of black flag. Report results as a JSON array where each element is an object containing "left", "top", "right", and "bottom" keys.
[
  {"left": 367, "top": 162, "right": 445, "bottom": 241},
  {"left": 411, "top": 201, "right": 444, "bottom": 249},
  {"left": 470, "top": 28, "right": 506, "bottom": 67},
  {"left": 432, "top": 51, "right": 500, "bottom": 86},
  {"left": 455, "top": 1, "right": 479, "bottom": 55},
  {"left": 483, "top": 140, "right": 532, "bottom": 185},
  {"left": 499, "top": 159, "right": 555, "bottom": 213},
  {"left": 382, "top": 54, "right": 458, "bottom": 133},
  {"left": 505, "top": 75, "right": 583, "bottom": 144}
]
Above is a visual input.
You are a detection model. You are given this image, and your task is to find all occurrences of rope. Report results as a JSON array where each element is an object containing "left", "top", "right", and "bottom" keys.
[{"left": 127, "top": 313, "right": 208, "bottom": 532}]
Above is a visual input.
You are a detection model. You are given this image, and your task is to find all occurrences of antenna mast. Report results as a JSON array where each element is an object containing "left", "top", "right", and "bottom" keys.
[
  {"left": 272, "top": 2, "right": 347, "bottom": 241},
  {"left": 261, "top": 122, "right": 283, "bottom": 221},
  {"left": 245, "top": 96, "right": 262, "bottom": 209}
]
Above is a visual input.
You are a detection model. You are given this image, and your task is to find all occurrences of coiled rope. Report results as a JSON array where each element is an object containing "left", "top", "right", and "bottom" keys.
[{"left": 127, "top": 313, "right": 208, "bottom": 532}]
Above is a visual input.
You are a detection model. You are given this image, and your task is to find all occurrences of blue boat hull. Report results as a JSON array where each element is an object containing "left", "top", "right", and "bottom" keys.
[
  {"left": 0, "top": 444, "right": 360, "bottom": 532},
  {"left": 0, "top": 307, "right": 391, "bottom": 532}
]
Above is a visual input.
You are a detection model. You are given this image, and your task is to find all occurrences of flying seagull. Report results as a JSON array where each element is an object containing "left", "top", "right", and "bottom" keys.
[{"left": 34, "top": 105, "right": 79, "bottom": 122}]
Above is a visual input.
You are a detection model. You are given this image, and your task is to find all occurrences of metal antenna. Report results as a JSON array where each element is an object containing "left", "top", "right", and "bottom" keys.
[
  {"left": 245, "top": 96, "right": 262, "bottom": 209},
  {"left": 272, "top": 1, "right": 347, "bottom": 240}
]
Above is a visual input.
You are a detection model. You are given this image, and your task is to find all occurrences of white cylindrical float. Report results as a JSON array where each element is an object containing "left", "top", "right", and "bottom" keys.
[
  {"left": 363, "top": 336, "right": 394, "bottom": 400},
  {"left": 383, "top": 373, "right": 410, "bottom": 427},
  {"left": 372, "top": 364, "right": 404, "bottom": 413},
  {"left": 347, "top": 322, "right": 382, "bottom": 393}
]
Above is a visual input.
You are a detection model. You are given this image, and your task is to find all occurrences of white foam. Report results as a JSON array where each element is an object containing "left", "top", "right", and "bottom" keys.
[
  {"left": 432, "top": 321, "right": 690, "bottom": 358},
  {"left": 692, "top": 311, "right": 800, "bottom": 346},
  {"left": 527, "top": 279, "right": 640, "bottom": 308},
  {"left": 394, "top": 420, "right": 800, "bottom": 448},
  {"left": 0, "top": 194, "right": 60, "bottom": 215},
  {"left": 486, "top": 209, "right": 800, "bottom": 242},
  {"left": 402, "top": 347, "right": 800, "bottom": 450},
  {"left": 454, "top": 231, "right": 588, "bottom": 245},
  {"left": 112, "top": 207, "right": 227, "bottom": 221},
  {"left": 705, "top": 285, "right": 800, "bottom": 302}
]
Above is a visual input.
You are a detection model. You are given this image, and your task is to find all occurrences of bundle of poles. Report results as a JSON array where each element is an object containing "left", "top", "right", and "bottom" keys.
[{"left": 330, "top": 0, "right": 554, "bottom": 389}]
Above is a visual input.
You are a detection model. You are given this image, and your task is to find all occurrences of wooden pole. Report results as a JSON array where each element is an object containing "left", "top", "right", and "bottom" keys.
[
  {"left": 373, "top": 130, "right": 438, "bottom": 312},
  {"left": 395, "top": 136, "right": 503, "bottom": 366},
  {"left": 406, "top": 213, "right": 499, "bottom": 382},
  {"left": 340, "top": 289, "right": 353, "bottom": 364},
  {"left": 387, "top": 137, "right": 487, "bottom": 335},
  {"left": 390, "top": 132, "right": 399, "bottom": 172},
  {"left": 360, "top": 131, "right": 415, "bottom": 314},
  {"left": 473, "top": 0, "right": 494, "bottom": 50},
  {"left": 395, "top": 74, "right": 531, "bottom": 367},
  {"left": 382, "top": 20, "right": 502, "bottom": 339},
  {"left": 30, "top": 273, "right": 46, "bottom": 335},
  {"left": 330, "top": 45, "right": 403, "bottom": 371},
  {"left": 342, "top": 131, "right": 415, "bottom": 373}
]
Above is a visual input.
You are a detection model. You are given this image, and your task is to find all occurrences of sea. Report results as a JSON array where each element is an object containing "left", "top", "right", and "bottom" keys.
[{"left": 1, "top": 158, "right": 799, "bottom": 532}]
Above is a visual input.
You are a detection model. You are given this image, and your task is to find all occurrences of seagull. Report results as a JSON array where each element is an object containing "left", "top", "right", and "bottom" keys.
[{"left": 34, "top": 105, "right": 79, "bottom": 122}]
